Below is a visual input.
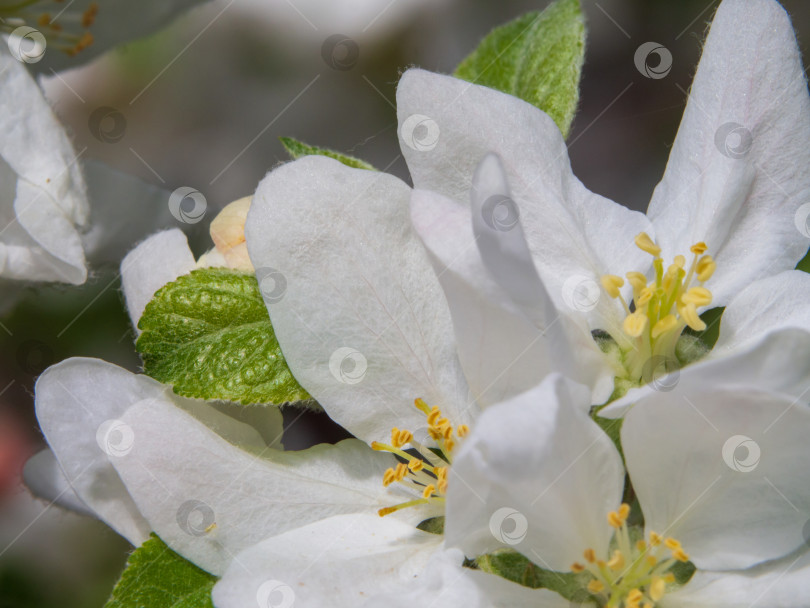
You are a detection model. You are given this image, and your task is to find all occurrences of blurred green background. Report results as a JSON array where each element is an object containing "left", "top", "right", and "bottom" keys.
[{"left": 1, "top": 0, "right": 809, "bottom": 606}]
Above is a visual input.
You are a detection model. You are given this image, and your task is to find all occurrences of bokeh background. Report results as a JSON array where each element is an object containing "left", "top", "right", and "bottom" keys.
[{"left": 2, "top": 0, "right": 809, "bottom": 606}]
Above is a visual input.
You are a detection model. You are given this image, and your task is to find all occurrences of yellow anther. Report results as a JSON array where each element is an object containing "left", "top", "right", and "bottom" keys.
[
  {"left": 636, "top": 286, "right": 654, "bottom": 307},
  {"left": 414, "top": 398, "right": 430, "bottom": 414},
  {"left": 618, "top": 503, "right": 631, "bottom": 520},
  {"left": 422, "top": 484, "right": 436, "bottom": 499},
  {"left": 408, "top": 460, "right": 424, "bottom": 472},
  {"left": 673, "top": 548, "right": 690, "bottom": 562},
  {"left": 627, "top": 589, "right": 643, "bottom": 603},
  {"left": 378, "top": 506, "right": 398, "bottom": 517},
  {"left": 679, "top": 302, "right": 706, "bottom": 331},
  {"left": 82, "top": 3, "right": 99, "bottom": 27},
  {"left": 681, "top": 287, "right": 712, "bottom": 307},
  {"left": 437, "top": 479, "right": 448, "bottom": 493},
  {"left": 607, "top": 550, "right": 625, "bottom": 571},
  {"left": 587, "top": 580, "right": 605, "bottom": 594},
  {"left": 427, "top": 407, "right": 442, "bottom": 425},
  {"left": 696, "top": 255, "right": 716, "bottom": 282},
  {"left": 652, "top": 314, "right": 678, "bottom": 339},
  {"left": 601, "top": 274, "right": 625, "bottom": 299},
  {"left": 649, "top": 532, "right": 662, "bottom": 546},
  {"left": 571, "top": 562, "right": 585, "bottom": 573},
  {"left": 647, "top": 555, "right": 658, "bottom": 567},
  {"left": 382, "top": 468, "right": 395, "bottom": 487},
  {"left": 664, "top": 574, "right": 676, "bottom": 584},
  {"left": 583, "top": 548, "right": 596, "bottom": 563},
  {"left": 457, "top": 424, "right": 469, "bottom": 438},
  {"left": 435, "top": 467, "right": 447, "bottom": 481},
  {"left": 650, "top": 577, "right": 666, "bottom": 601},
  {"left": 664, "top": 538, "right": 681, "bottom": 550},
  {"left": 623, "top": 312, "right": 648, "bottom": 338},
  {"left": 445, "top": 438, "right": 455, "bottom": 452},
  {"left": 673, "top": 254, "right": 686, "bottom": 268},
  {"left": 635, "top": 232, "right": 661, "bottom": 257},
  {"left": 690, "top": 242, "right": 708, "bottom": 255},
  {"left": 636, "top": 539, "right": 647, "bottom": 551},
  {"left": 607, "top": 511, "right": 624, "bottom": 528},
  {"left": 626, "top": 271, "right": 648, "bottom": 292}
]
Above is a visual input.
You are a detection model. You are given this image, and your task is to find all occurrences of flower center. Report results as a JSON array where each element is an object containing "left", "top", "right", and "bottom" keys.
[
  {"left": 1, "top": 1, "right": 98, "bottom": 57},
  {"left": 600, "top": 232, "right": 716, "bottom": 384},
  {"left": 371, "top": 398, "right": 468, "bottom": 517},
  {"left": 571, "top": 504, "right": 691, "bottom": 608}
]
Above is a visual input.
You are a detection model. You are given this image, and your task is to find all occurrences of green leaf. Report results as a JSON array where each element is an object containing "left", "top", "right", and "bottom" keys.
[
  {"left": 453, "top": 0, "right": 585, "bottom": 139},
  {"left": 137, "top": 268, "right": 313, "bottom": 407},
  {"left": 105, "top": 535, "right": 215, "bottom": 608},
  {"left": 476, "top": 550, "right": 591, "bottom": 602},
  {"left": 279, "top": 136, "right": 376, "bottom": 170}
]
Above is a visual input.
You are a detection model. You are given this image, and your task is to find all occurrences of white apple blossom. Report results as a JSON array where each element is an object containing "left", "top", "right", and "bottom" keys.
[
  {"left": 441, "top": 351, "right": 810, "bottom": 607},
  {"left": 398, "top": 0, "right": 810, "bottom": 405}
]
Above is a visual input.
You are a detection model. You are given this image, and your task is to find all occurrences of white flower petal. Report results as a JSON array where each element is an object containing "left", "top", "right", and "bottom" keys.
[
  {"left": 112, "top": 395, "right": 410, "bottom": 575},
  {"left": 120, "top": 229, "right": 196, "bottom": 328},
  {"left": 365, "top": 548, "right": 570, "bottom": 608},
  {"left": 446, "top": 374, "right": 624, "bottom": 572},
  {"left": 0, "top": 48, "right": 87, "bottom": 283},
  {"left": 664, "top": 549, "right": 810, "bottom": 608},
  {"left": 211, "top": 513, "right": 441, "bottom": 608},
  {"left": 396, "top": 68, "right": 652, "bottom": 331},
  {"left": 246, "top": 156, "right": 471, "bottom": 444},
  {"left": 34, "top": 358, "right": 159, "bottom": 545},
  {"left": 602, "top": 329, "right": 810, "bottom": 418},
  {"left": 23, "top": 449, "right": 96, "bottom": 518},
  {"left": 646, "top": 0, "right": 810, "bottom": 305},
  {"left": 715, "top": 270, "right": 810, "bottom": 353},
  {"left": 623, "top": 384, "right": 810, "bottom": 570},
  {"left": 410, "top": 187, "right": 613, "bottom": 406}
]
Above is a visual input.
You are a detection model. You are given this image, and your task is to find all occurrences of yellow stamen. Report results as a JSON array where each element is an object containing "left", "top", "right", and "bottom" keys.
[
  {"left": 651, "top": 314, "right": 678, "bottom": 339},
  {"left": 650, "top": 577, "right": 666, "bottom": 601},
  {"left": 635, "top": 232, "right": 661, "bottom": 256},
  {"left": 681, "top": 287, "right": 712, "bottom": 307},
  {"left": 696, "top": 255, "right": 716, "bottom": 282},
  {"left": 623, "top": 312, "right": 648, "bottom": 338},
  {"left": 601, "top": 274, "right": 625, "bottom": 299},
  {"left": 587, "top": 580, "right": 605, "bottom": 593},
  {"left": 679, "top": 302, "right": 706, "bottom": 331},
  {"left": 690, "top": 242, "right": 708, "bottom": 255}
]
